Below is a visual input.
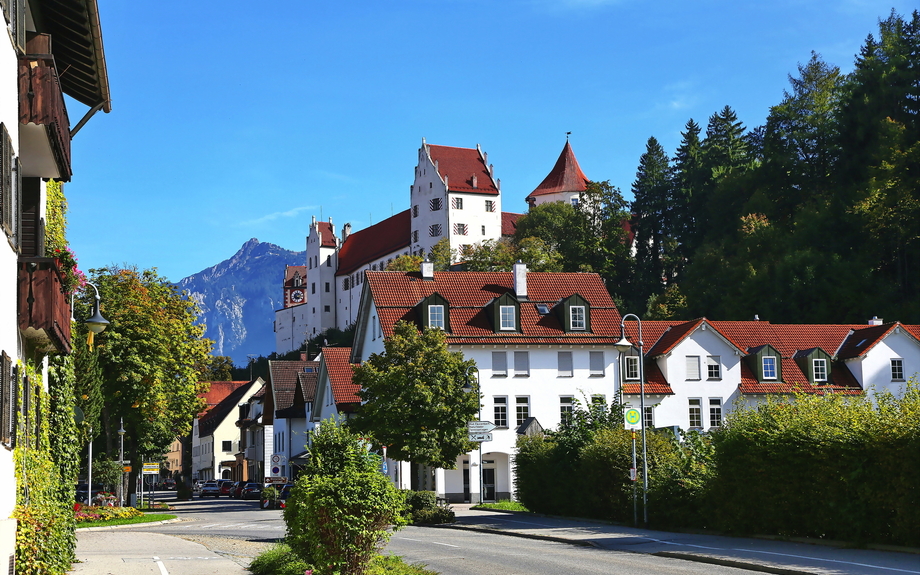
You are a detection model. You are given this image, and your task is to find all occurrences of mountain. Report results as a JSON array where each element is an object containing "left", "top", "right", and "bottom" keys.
[{"left": 177, "top": 238, "right": 305, "bottom": 365}]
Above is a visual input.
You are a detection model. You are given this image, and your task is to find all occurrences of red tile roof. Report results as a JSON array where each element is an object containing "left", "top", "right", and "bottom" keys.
[
  {"left": 198, "top": 381, "right": 251, "bottom": 417},
  {"left": 836, "top": 323, "right": 898, "bottom": 359},
  {"left": 622, "top": 361, "right": 673, "bottom": 395},
  {"left": 198, "top": 380, "right": 260, "bottom": 437},
  {"left": 526, "top": 141, "right": 589, "bottom": 200},
  {"left": 316, "top": 221, "right": 338, "bottom": 248},
  {"left": 366, "top": 270, "right": 622, "bottom": 344},
  {"left": 501, "top": 212, "right": 522, "bottom": 236},
  {"left": 322, "top": 347, "right": 361, "bottom": 409},
  {"left": 427, "top": 144, "right": 499, "bottom": 196},
  {"left": 336, "top": 210, "right": 410, "bottom": 276}
]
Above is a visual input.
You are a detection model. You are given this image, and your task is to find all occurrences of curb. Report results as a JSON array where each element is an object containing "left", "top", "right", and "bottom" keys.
[{"left": 435, "top": 523, "right": 820, "bottom": 575}]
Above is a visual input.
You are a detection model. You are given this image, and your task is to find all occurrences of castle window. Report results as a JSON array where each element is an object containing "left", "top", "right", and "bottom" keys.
[
  {"left": 453, "top": 223, "right": 468, "bottom": 235},
  {"left": 413, "top": 205, "right": 418, "bottom": 217},
  {"left": 485, "top": 200, "right": 495, "bottom": 212},
  {"left": 429, "top": 224, "right": 442, "bottom": 237},
  {"left": 452, "top": 197, "right": 463, "bottom": 209},
  {"left": 430, "top": 197, "right": 442, "bottom": 211},
  {"left": 412, "top": 230, "right": 419, "bottom": 243}
]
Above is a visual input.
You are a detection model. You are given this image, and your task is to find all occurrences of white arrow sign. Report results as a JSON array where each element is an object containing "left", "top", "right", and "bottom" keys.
[
  {"left": 468, "top": 432, "right": 493, "bottom": 442},
  {"left": 468, "top": 420, "right": 497, "bottom": 433}
]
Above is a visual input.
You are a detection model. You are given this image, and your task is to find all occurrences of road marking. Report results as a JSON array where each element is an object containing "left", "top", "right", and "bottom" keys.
[
  {"left": 397, "top": 537, "right": 459, "bottom": 548},
  {"left": 648, "top": 538, "right": 920, "bottom": 574},
  {"left": 153, "top": 556, "right": 168, "bottom": 575}
]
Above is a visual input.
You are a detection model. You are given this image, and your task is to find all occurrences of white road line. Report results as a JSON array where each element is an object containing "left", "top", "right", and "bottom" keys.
[
  {"left": 153, "top": 556, "right": 168, "bottom": 575},
  {"left": 648, "top": 538, "right": 919, "bottom": 573},
  {"left": 396, "top": 537, "right": 459, "bottom": 548}
]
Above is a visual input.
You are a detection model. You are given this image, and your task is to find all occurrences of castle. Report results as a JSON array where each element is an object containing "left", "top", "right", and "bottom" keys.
[{"left": 274, "top": 138, "right": 589, "bottom": 353}]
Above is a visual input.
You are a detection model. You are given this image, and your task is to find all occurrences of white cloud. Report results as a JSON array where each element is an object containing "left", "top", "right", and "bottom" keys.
[{"left": 242, "top": 206, "right": 315, "bottom": 226}]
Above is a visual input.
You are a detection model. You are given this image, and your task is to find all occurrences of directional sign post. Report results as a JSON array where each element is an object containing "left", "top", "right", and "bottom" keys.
[
  {"left": 468, "top": 432, "right": 492, "bottom": 442},
  {"left": 468, "top": 421, "right": 497, "bottom": 434}
]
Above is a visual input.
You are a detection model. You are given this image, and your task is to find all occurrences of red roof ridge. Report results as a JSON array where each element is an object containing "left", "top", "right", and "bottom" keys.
[
  {"left": 426, "top": 143, "right": 500, "bottom": 196},
  {"left": 336, "top": 210, "right": 411, "bottom": 276}
]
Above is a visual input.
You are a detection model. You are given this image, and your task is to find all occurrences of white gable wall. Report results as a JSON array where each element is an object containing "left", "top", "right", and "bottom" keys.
[{"left": 858, "top": 330, "right": 920, "bottom": 397}]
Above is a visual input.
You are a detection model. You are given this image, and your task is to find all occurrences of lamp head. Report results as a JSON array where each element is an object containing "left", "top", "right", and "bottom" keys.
[
  {"left": 85, "top": 307, "right": 109, "bottom": 334},
  {"left": 613, "top": 336, "right": 633, "bottom": 353}
]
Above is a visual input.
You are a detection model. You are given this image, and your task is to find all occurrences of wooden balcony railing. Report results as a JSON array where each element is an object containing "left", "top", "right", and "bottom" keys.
[
  {"left": 18, "top": 257, "right": 72, "bottom": 355},
  {"left": 19, "top": 33, "right": 72, "bottom": 181}
]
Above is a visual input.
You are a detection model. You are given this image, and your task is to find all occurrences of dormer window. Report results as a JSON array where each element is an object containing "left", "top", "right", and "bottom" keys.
[
  {"left": 429, "top": 305, "right": 445, "bottom": 329},
  {"left": 625, "top": 356, "right": 640, "bottom": 380},
  {"left": 558, "top": 294, "right": 591, "bottom": 333},
  {"left": 813, "top": 359, "right": 827, "bottom": 382},
  {"left": 499, "top": 305, "right": 516, "bottom": 330},
  {"left": 490, "top": 293, "right": 520, "bottom": 334},
  {"left": 418, "top": 293, "right": 450, "bottom": 332},
  {"left": 763, "top": 356, "right": 777, "bottom": 379}
]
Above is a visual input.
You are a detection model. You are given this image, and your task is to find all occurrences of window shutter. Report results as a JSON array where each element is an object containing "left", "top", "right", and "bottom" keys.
[
  {"left": 590, "top": 351, "right": 604, "bottom": 375},
  {"left": 1, "top": 351, "right": 13, "bottom": 447},
  {"left": 558, "top": 352, "right": 573, "bottom": 377},
  {"left": 0, "top": 124, "right": 11, "bottom": 237},
  {"left": 686, "top": 356, "right": 700, "bottom": 380},
  {"left": 514, "top": 351, "right": 529, "bottom": 376},
  {"left": 491, "top": 352, "right": 507, "bottom": 376}
]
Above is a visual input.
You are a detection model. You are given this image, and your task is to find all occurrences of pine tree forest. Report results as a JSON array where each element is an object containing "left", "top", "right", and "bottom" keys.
[{"left": 516, "top": 11, "right": 919, "bottom": 324}]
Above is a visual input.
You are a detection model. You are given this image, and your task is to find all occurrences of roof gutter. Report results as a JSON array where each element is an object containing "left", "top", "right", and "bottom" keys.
[{"left": 85, "top": 0, "right": 111, "bottom": 112}]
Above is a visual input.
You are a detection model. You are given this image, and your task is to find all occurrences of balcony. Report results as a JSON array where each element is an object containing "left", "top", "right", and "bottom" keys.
[
  {"left": 18, "top": 257, "right": 72, "bottom": 354},
  {"left": 19, "top": 34, "right": 72, "bottom": 181}
]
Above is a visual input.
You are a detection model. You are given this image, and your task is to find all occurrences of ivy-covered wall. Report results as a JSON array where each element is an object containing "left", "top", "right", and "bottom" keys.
[{"left": 13, "top": 354, "right": 80, "bottom": 575}]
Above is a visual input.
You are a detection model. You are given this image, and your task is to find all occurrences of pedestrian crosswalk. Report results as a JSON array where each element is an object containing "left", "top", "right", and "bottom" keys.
[{"left": 158, "top": 521, "right": 285, "bottom": 532}]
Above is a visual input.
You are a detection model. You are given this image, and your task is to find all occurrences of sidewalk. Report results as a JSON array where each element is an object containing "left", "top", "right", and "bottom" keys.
[
  {"left": 444, "top": 504, "right": 920, "bottom": 575},
  {"left": 69, "top": 528, "right": 250, "bottom": 575}
]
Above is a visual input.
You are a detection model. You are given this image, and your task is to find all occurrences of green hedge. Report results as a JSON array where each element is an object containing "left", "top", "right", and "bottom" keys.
[{"left": 513, "top": 381, "right": 919, "bottom": 546}]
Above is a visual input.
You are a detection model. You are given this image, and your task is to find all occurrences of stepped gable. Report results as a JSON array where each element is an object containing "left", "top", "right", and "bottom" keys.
[
  {"left": 322, "top": 347, "right": 361, "bottom": 412},
  {"left": 198, "top": 381, "right": 250, "bottom": 417},
  {"left": 526, "top": 141, "right": 589, "bottom": 201},
  {"left": 428, "top": 144, "right": 499, "bottom": 195},
  {"left": 284, "top": 266, "right": 306, "bottom": 283},
  {"left": 316, "top": 221, "right": 337, "bottom": 247},
  {"left": 365, "top": 270, "right": 621, "bottom": 344},
  {"left": 336, "top": 210, "right": 410, "bottom": 276}
]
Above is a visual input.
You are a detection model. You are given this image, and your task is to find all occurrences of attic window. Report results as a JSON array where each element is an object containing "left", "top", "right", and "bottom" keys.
[
  {"left": 535, "top": 304, "right": 550, "bottom": 315},
  {"left": 304, "top": 367, "right": 314, "bottom": 373},
  {"left": 499, "top": 306, "right": 516, "bottom": 330},
  {"left": 813, "top": 359, "right": 826, "bottom": 382},
  {"left": 763, "top": 356, "right": 777, "bottom": 379},
  {"left": 856, "top": 338, "right": 868, "bottom": 348}
]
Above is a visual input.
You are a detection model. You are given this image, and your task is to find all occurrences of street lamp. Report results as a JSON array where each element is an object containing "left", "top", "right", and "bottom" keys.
[
  {"left": 117, "top": 418, "right": 126, "bottom": 507},
  {"left": 462, "top": 365, "right": 483, "bottom": 505},
  {"left": 614, "top": 313, "right": 648, "bottom": 526},
  {"left": 84, "top": 282, "right": 109, "bottom": 334}
]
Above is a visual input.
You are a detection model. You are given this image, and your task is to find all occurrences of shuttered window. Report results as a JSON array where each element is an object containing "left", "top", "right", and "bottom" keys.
[
  {"left": 557, "top": 352, "right": 573, "bottom": 377},
  {"left": 589, "top": 351, "right": 605, "bottom": 376},
  {"left": 492, "top": 352, "right": 507, "bottom": 377}
]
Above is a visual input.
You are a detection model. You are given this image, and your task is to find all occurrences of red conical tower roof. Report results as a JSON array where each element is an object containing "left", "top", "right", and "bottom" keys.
[{"left": 526, "top": 141, "right": 589, "bottom": 200}]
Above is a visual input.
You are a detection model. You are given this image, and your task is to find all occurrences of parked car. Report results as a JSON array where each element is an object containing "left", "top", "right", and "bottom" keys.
[
  {"left": 218, "top": 479, "right": 235, "bottom": 496},
  {"left": 160, "top": 478, "right": 176, "bottom": 490},
  {"left": 230, "top": 481, "right": 246, "bottom": 498},
  {"left": 240, "top": 483, "right": 262, "bottom": 500},
  {"left": 199, "top": 481, "right": 221, "bottom": 497},
  {"left": 75, "top": 484, "right": 104, "bottom": 505}
]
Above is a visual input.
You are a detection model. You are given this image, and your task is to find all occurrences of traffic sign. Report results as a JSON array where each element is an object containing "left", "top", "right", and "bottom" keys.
[
  {"left": 468, "top": 432, "right": 493, "bottom": 442},
  {"left": 468, "top": 421, "right": 497, "bottom": 433},
  {"left": 123, "top": 466, "right": 132, "bottom": 473},
  {"left": 142, "top": 463, "right": 158, "bottom": 475},
  {"left": 270, "top": 453, "right": 287, "bottom": 465},
  {"left": 270, "top": 465, "right": 282, "bottom": 477},
  {"left": 624, "top": 408, "right": 641, "bottom": 430},
  {"left": 264, "top": 476, "right": 287, "bottom": 484}
]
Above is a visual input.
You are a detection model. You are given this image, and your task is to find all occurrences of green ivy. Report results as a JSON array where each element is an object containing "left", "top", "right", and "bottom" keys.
[{"left": 13, "top": 355, "right": 81, "bottom": 574}]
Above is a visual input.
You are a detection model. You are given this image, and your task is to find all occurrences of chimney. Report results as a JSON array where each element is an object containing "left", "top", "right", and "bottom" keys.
[
  {"left": 342, "top": 222, "right": 351, "bottom": 242},
  {"left": 869, "top": 316, "right": 883, "bottom": 326},
  {"left": 513, "top": 260, "right": 528, "bottom": 300},
  {"left": 300, "top": 353, "right": 307, "bottom": 361},
  {"left": 472, "top": 174, "right": 478, "bottom": 189},
  {"left": 421, "top": 258, "right": 434, "bottom": 280}
]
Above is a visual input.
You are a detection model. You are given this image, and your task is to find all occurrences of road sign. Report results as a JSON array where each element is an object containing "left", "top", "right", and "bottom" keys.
[
  {"left": 624, "top": 408, "right": 641, "bottom": 430},
  {"left": 468, "top": 421, "right": 497, "bottom": 433},
  {"left": 123, "top": 466, "right": 132, "bottom": 473},
  {"left": 270, "top": 465, "right": 282, "bottom": 477},
  {"left": 142, "top": 463, "right": 158, "bottom": 475},
  {"left": 468, "top": 432, "right": 493, "bottom": 442},
  {"left": 270, "top": 453, "right": 287, "bottom": 465},
  {"left": 264, "top": 476, "right": 287, "bottom": 484}
]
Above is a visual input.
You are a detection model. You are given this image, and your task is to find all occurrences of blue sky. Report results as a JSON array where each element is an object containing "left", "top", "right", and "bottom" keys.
[{"left": 65, "top": 1, "right": 913, "bottom": 283}]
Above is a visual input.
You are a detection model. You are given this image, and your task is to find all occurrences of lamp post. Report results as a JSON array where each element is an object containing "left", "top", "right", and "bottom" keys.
[
  {"left": 614, "top": 313, "right": 647, "bottom": 526},
  {"left": 117, "top": 418, "right": 126, "bottom": 507},
  {"left": 462, "top": 366, "right": 483, "bottom": 504}
]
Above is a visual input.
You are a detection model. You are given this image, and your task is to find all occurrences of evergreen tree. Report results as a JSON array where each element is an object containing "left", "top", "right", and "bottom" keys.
[
  {"left": 672, "top": 119, "right": 704, "bottom": 258},
  {"left": 630, "top": 136, "right": 673, "bottom": 310}
]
